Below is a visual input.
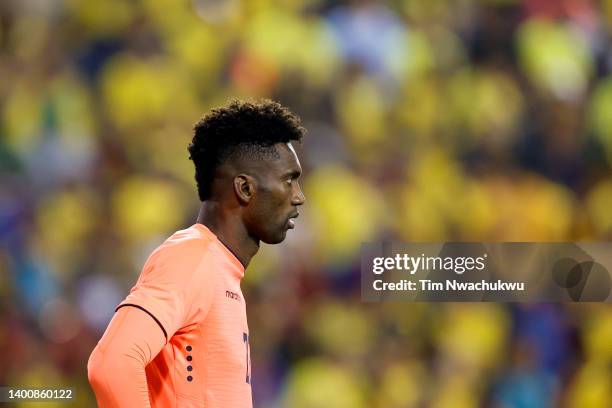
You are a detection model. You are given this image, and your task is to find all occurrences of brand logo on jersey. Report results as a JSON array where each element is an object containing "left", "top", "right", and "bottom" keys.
[{"left": 225, "top": 290, "right": 241, "bottom": 302}]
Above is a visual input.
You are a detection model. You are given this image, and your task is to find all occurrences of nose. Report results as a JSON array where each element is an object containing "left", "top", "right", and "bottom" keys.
[{"left": 292, "top": 182, "right": 305, "bottom": 206}]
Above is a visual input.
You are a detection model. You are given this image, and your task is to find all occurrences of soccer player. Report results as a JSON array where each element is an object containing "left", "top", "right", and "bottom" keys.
[{"left": 87, "top": 100, "right": 306, "bottom": 407}]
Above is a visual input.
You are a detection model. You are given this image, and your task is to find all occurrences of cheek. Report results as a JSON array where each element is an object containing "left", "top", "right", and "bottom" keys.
[
  {"left": 261, "top": 186, "right": 289, "bottom": 213},
  {"left": 247, "top": 197, "right": 287, "bottom": 242},
  {"left": 251, "top": 191, "right": 284, "bottom": 225}
]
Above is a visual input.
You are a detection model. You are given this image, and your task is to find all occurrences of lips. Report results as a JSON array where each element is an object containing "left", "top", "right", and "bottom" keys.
[{"left": 287, "top": 212, "right": 299, "bottom": 229}]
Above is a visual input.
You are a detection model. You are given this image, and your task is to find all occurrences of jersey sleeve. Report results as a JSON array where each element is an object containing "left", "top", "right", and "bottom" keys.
[
  {"left": 88, "top": 306, "right": 166, "bottom": 407},
  {"left": 116, "top": 240, "right": 218, "bottom": 342}
]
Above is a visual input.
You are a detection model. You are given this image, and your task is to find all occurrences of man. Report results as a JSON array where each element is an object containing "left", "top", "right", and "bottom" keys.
[{"left": 88, "top": 99, "right": 306, "bottom": 407}]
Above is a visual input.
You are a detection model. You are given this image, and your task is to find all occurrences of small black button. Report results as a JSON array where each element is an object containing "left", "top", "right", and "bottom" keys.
[
  {"left": 187, "top": 376, "right": 193, "bottom": 382},
  {"left": 187, "top": 365, "right": 193, "bottom": 371},
  {"left": 186, "top": 355, "right": 192, "bottom": 361},
  {"left": 186, "top": 345, "right": 192, "bottom": 351}
]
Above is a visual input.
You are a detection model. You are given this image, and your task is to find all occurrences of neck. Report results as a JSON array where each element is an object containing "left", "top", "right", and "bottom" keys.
[{"left": 196, "top": 201, "right": 259, "bottom": 269}]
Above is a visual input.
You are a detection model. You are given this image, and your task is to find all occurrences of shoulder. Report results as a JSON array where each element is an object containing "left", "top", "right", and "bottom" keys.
[{"left": 141, "top": 226, "right": 216, "bottom": 282}]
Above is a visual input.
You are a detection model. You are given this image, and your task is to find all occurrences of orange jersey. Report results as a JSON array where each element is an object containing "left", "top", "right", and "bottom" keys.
[{"left": 115, "top": 223, "right": 252, "bottom": 407}]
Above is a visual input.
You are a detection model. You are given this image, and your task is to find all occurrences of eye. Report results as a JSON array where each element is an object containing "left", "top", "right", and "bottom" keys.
[{"left": 286, "top": 178, "right": 293, "bottom": 185}]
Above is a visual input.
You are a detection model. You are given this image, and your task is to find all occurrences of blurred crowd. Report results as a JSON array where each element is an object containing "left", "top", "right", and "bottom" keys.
[{"left": 1, "top": 0, "right": 612, "bottom": 406}]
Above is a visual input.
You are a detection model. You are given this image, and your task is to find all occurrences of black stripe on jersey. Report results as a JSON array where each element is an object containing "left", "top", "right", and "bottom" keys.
[{"left": 115, "top": 303, "right": 168, "bottom": 342}]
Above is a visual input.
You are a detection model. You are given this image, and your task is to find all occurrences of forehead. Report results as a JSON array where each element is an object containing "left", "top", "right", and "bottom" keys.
[{"left": 267, "top": 142, "right": 302, "bottom": 174}]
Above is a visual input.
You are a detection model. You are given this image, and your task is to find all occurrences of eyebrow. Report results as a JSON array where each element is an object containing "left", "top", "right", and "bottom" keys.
[{"left": 283, "top": 169, "right": 301, "bottom": 179}]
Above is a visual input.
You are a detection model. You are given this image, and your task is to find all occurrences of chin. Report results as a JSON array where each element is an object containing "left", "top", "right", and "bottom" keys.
[{"left": 261, "top": 230, "right": 288, "bottom": 245}]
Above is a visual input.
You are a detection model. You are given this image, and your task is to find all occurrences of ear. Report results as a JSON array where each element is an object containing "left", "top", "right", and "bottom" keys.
[{"left": 233, "top": 174, "right": 256, "bottom": 204}]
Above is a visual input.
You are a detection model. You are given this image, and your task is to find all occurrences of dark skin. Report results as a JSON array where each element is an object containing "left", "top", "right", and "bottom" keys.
[{"left": 196, "top": 142, "right": 305, "bottom": 268}]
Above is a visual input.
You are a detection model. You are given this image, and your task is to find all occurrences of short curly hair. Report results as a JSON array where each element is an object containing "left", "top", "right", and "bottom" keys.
[{"left": 188, "top": 99, "right": 305, "bottom": 201}]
